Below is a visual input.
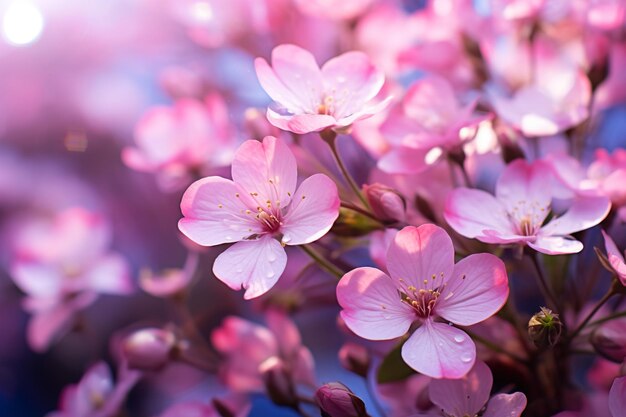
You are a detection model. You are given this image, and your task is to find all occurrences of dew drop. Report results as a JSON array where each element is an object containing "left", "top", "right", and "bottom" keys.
[
  {"left": 454, "top": 335, "right": 465, "bottom": 343},
  {"left": 268, "top": 253, "right": 277, "bottom": 262},
  {"left": 225, "top": 236, "right": 232, "bottom": 241},
  {"left": 236, "top": 268, "right": 243, "bottom": 273},
  {"left": 461, "top": 354, "right": 473, "bottom": 363},
  {"left": 267, "top": 271, "right": 275, "bottom": 278}
]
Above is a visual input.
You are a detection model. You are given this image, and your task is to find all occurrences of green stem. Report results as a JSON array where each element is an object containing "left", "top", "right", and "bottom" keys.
[
  {"left": 326, "top": 135, "right": 371, "bottom": 210},
  {"left": 568, "top": 288, "right": 615, "bottom": 341},
  {"left": 529, "top": 252, "right": 561, "bottom": 313},
  {"left": 301, "top": 244, "right": 344, "bottom": 279}
]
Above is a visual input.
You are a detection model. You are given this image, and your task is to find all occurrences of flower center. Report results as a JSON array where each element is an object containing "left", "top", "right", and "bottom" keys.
[
  {"left": 317, "top": 96, "right": 334, "bottom": 115},
  {"left": 508, "top": 199, "right": 549, "bottom": 237},
  {"left": 396, "top": 274, "right": 447, "bottom": 319}
]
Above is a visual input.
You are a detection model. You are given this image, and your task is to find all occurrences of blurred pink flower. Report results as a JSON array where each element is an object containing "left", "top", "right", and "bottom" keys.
[
  {"left": 422, "top": 360, "right": 527, "bottom": 417},
  {"left": 158, "top": 395, "right": 251, "bottom": 417},
  {"left": 294, "top": 0, "right": 373, "bottom": 20},
  {"left": 139, "top": 252, "right": 199, "bottom": 297},
  {"left": 178, "top": 136, "right": 339, "bottom": 299},
  {"left": 123, "top": 94, "right": 236, "bottom": 191},
  {"left": 255, "top": 44, "right": 390, "bottom": 134},
  {"left": 47, "top": 362, "right": 141, "bottom": 417},
  {"left": 602, "top": 231, "right": 626, "bottom": 286},
  {"left": 336, "top": 224, "right": 509, "bottom": 379},
  {"left": 445, "top": 159, "right": 611, "bottom": 255},
  {"left": 10, "top": 208, "right": 132, "bottom": 352},
  {"left": 587, "top": 149, "right": 626, "bottom": 209},
  {"left": 210, "top": 310, "right": 316, "bottom": 392},
  {"left": 379, "top": 75, "right": 488, "bottom": 174},
  {"left": 488, "top": 48, "right": 591, "bottom": 137},
  {"left": 609, "top": 376, "right": 626, "bottom": 417}
]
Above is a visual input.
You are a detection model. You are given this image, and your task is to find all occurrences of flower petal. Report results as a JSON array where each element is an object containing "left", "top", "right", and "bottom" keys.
[
  {"left": 602, "top": 230, "right": 626, "bottom": 284},
  {"left": 271, "top": 44, "right": 324, "bottom": 113},
  {"left": 540, "top": 196, "right": 611, "bottom": 236},
  {"left": 482, "top": 393, "right": 528, "bottom": 417},
  {"left": 527, "top": 235, "right": 583, "bottom": 255},
  {"left": 495, "top": 159, "right": 552, "bottom": 217},
  {"left": 401, "top": 321, "right": 476, "bottom": 379},
  {"left": 444, "top": 188, "right": 518, "bottom": 240},
  {"left": 266, "top": 109, "right": 337, "bottom": 134},
  {"left": 255, "top": 58, "right": 309, "bottom": 113},
  {"left": 84, "top": 254, "right": 132, "bottom": 295},
  {"left": 378, "top": 147, "right": 432, "bottom": 175},
  {"left": 281, "top": 174, "right": 340, "bottom": 245},
  {"left": 212, "top": 236, "right": 287, "bottom": 299},
  {"left": 386, "top": 225, "right": 455, "bottom": 289},
  {"left": 179, "top": 176, "right": 263, "bottom": 246},
  {"left": 321, "top": 51, "right": 384, "bottom": 119},
  {"left": 609, "top": 376, "right": 626, "bottom": 417},
  {"left": 436, "top": 254, "right": 509, "bottom": 326},
  {"left": 231, "top": 136, "right": 297, "bottom": 208},
  {"left": 429, "top": 360, "right": 493, "bottom": 416},
  {"left": 337, "top": 267, "right": 414, "bottom": 340}
]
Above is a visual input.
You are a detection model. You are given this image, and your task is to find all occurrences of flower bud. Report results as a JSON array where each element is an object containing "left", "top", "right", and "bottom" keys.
[
  {"left": 528, "top": 307, "right": 562, "bottom": 349},
  {"left": 260, "top": 357, "right": 297, "bottom": 407},
  {"left": 333, "top": 207, "right": 381, "bottom": 237},
  {"left": 315, "top": 382, "right": 368, "bottom": 417},
  {"left": 122, "top": 328, "right": 176, "bottom": 371},
  {"left": 338, "top": 343, "right": 370, "bottom": 378},
  {"left": 591, "top": 318, "right": 626, "bottom": 363},
  {"left": 363, "top": 183, "right": 406, "bottom": 223}
]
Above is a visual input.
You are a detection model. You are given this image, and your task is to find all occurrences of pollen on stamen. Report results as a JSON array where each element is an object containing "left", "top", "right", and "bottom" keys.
[
  {"left": 287, "top": 192, "right": 291, "bottom": 196},
  {"left": 301, "top": 195, "right": 306, "bottom": 200},
  {"left": 423, "top": 279, "right": 428, "bottom": 285},
  {"left": 218, "top": 204, "right": 223, "bottom": 208},
  {"left": 235, "top": 193, "right": 240, "bottom": 198}
]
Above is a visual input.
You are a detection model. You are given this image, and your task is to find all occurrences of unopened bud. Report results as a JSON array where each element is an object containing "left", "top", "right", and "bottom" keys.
[
  {"left": 591, "top": 318, "right": 626, "bottom": 363},
  {"left": 315, "top": 382, "right": 368, "bottom": 417},
  {"left": 260, "top": 357, "right": 297, "bottom": 407},
  {"left": 338, "top": 343, "right": 370, "bottom": 378},
  {"left": 363, "top": 183, "right": 406, "bottom": 223},
  {"left": 528, "top": 307, "right": 562, "bottom": 348},
  {"left": 122, "top": 328, "right": 176, "bottom": 371}
]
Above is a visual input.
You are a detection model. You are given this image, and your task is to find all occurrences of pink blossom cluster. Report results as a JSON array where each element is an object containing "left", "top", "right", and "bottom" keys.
[{"left": 2, "top": 1, "right": 626, "bottom": 417}]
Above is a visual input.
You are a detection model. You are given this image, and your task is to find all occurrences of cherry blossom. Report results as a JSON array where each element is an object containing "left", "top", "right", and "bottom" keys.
[
  {"left": 178, "top": 136, "right": 339, "bottom": 299},
  {"left": 255, "top": 44, "right": 390, "bottom": 134},
  {"left": 46, "top": 362, "right": 141, "bottom": 417},
  {"left": 445, "top": 159, "right": 611, "bottom": 255},
  {"left": 417, "top": 361, "right": 527, "bottom": 417},
  {"left": 9, "top": 208, "right": 132, "bottom": 352},
  {"left": 379, "top": 75, "right": 488, "bottom": 174},
  {"left": 210, "top": 309, "right": 316, "bottom": 392},
  {"left": 601, "top": 230, "right": 626, "bottom": 286},
  {"left": 123, "top": 95, "right": 235, "bottom": 191},
  {"left": 336, "top": 224, "right": 509, "bottom": 378}
]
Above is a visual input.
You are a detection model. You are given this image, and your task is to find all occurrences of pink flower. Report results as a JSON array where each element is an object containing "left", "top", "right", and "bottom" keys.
[
  {"left": 488, "top": 49, "right": 591, "bottom": 137},
  {"left": 609, "top": 377, "right": 626, "bottom": 417},
  {"left": 423, "top": 360, "right": 527, "bottom": 417},
  {"left": 139, "top": 252, "right": 199, "bottom": 297},
  {"left": 379, "top": 75, "right": 488, "bottom": 174},
  {"left": 178, "top": 136, "right": 340, "bottom": 299},
  {"left": 210, "top": 310, "right": 316, "bottom": 392},
  {"left": 445, "top": 159, "right": 611, "bottom": 255},
  {"left": 336, "top": 224, "right": 509, "bottom": 378},
  {"left": 601, "top": 231, "right": 626, "bottom": 286},
  {"left": 47, "top": 362, "right": 141, "bottom": 417},
  {"left": 254, "top": 44, "right": 390, "bottom": 134},
  {"left": 10, "top": 208, "right": 132, "bottom": 352},
  {"left": 588, "top": 149, "right": 626, "bottom": 207},
  {"left": 122, "top": 94, "right": 235, "bottom": 191}
]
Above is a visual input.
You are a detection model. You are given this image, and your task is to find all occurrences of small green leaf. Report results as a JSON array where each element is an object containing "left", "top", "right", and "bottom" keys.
[{"left": 376, "top": 339, "right": 415, "bottom": 384}]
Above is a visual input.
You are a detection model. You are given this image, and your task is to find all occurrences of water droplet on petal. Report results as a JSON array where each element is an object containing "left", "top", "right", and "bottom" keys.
[
  {"left": 438, "top": 342, "right": 444, "bottom": 347},
  {"left": 236, "top": 268, "right": 243, "bottom": 273},
  {"left": 225, "top": 236, "right": 232, "bottom": 241},
  {"left": 461, "top": 354, "right": 473, "bottom": 363},
  {"left": 268, "top": 253, "right": 277, "bottom": 262},
  {"left": 267, "top": 271, "right": 275, "bottom": 278},
  {"left": 454, "top": 335, "right": 465, "bottom": 343}
]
